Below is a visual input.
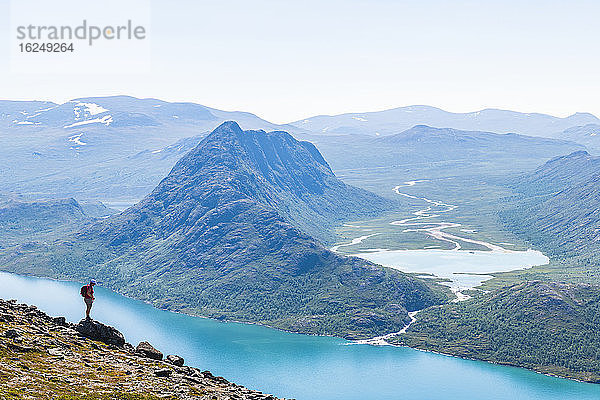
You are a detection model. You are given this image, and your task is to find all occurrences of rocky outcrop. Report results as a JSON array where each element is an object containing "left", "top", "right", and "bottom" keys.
[
  {"left": 166, "top": 354, "right": 185, "bottom": 366},
  {"left": 75, "top": 318, "right": 126, "bottom": 347},
  {"left": 3, "top": 328, "right": 19, "bottom": 339},
  {"left": 0, "top": 298, "right": 286, "bottom": 399},
  {"left": 154, "top": 368, "right": 172, "bottom": 377},
  {"left": 136, "top": 341, "right": 163, "bottom": 360}
]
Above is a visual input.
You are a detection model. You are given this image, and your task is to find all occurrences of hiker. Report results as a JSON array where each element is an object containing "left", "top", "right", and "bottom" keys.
[{"left": 80, "top": 279, "right": 97, "bottom": 320}]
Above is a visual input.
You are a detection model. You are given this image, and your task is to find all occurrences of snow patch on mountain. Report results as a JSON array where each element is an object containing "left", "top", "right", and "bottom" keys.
[
  {"left": 64, "top": 115, "right": 113, "bottom": 128},
  {"left": 68, "top": 133, "right": 87, "bottom": 145},
  {"left": 75, "top": 102, "right": 109, "bottom": 116}
]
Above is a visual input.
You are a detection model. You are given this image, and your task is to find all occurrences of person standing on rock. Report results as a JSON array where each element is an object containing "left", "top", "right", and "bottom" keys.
[{"left": 80, "top": 279, "right": 97, "bottom": 320}]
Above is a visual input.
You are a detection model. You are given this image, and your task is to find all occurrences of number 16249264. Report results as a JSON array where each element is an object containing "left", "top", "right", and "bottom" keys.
[{"left": 19, "top": 43, "right": 74, "bottom": 52}]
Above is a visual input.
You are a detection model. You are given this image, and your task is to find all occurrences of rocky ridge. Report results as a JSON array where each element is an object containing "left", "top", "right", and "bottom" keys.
[{"left": 0, "top": 298, "right": 286, "bottom": 399}]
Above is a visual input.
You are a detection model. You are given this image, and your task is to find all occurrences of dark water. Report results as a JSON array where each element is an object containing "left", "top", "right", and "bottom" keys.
[{"left": 1, "top": 271, "right": 599, "bottom": 400}]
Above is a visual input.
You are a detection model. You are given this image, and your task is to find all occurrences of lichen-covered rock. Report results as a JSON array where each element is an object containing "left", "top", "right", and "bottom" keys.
[
  {"left": 166, "top": 354, "right": 185, "bottom": 366},
  {"left": 75, "top": 318, "right": 125, "bottom": 347},
  {"left": 3, "top": 328, "right": 20, "bottom": 339},
  {"left": 136, "top": 341, "right": 163, "bottom": 360},
  {"left": 154, "top": 368, "right": 172, "bottom": 377}
]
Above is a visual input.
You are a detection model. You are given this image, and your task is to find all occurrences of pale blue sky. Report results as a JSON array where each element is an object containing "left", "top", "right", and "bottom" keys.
[{"left": 1, "top": 0, "right": 598, "bottom": 123}]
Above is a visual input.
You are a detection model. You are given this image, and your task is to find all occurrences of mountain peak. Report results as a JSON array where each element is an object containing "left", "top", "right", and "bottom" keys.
[
  {"left": 134, "top": 123, "right": 392, "bottom": 244},
  {"left": 546, "top": 150, "right": 594, "bottom": 165},
  {"left": 564, "top": 150, "right": 591, "bottom": 158},
  {"left": 211, "top": 120, "right": 244, "bottom": 135},
  {"left": 69, "top": 122, "right": 438, "bottom": 339},
  {"left": 567, "top": 112, "right": 599, "bottom": 120}
]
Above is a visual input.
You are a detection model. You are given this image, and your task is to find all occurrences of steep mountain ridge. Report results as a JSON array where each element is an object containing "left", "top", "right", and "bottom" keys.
[
  {"left": 1, "top": 122, "right": 443, "bottom": 339},
  {"left": 95, "top": 121, "right": 392, "bottom": 243}
]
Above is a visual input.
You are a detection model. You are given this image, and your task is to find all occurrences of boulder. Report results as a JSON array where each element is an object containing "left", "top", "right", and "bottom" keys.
[
  {"left": 136, "top": 341, "right": 163, "bottom": 360},
  {"left": 48, "top": 347, "right": 65, "bottom": 357},
  {"left": 166, "top": 354, "right": 184, "bottom": 366},
  {"left": 154, "top": 368, "right": 172, "bottom": 377},
  {"left": 7, "top": 343, "right": 35, "bottom": 353},
  {"left": 4, "top": 328, "right": 20, "bottom": 339},
  {"left": 52, "top": 316, "right": 67, "bottom": 326},
  {"left": 75, "top": 319, "right": 125, "bottom": 347}
]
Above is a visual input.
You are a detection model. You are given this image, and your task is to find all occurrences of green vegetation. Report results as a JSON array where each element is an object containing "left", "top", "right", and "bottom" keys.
[
  {"left": 0, "top": 195, "right": 91, "bottom": 246},
  {"left": 0, "top": 122, "right": 446, "bottom": 340},
  {"left": 482, "top": 151, "right": 600, "bottom": 287},
  {"left": 390, "top": 281, "right": 600, "bottom": 382}
]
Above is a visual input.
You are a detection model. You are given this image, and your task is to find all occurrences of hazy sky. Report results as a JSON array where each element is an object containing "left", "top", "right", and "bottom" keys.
[{"left": 1, "top": 0, "right": 598, "bottom": 123}]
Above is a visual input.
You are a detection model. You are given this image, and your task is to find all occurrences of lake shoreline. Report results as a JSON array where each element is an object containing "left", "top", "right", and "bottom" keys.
[
  {"left": 0, "top": 269, "right": 348, "bottom": 341},
  {"left": 4, "top": 269, "right": 591, "bottom": 386},
  {"left": 382, "top": 338, "right": 597, "bottom": 385}
]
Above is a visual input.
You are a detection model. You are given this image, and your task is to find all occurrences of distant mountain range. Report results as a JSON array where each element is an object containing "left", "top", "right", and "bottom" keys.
[
  {"left": 2, "top": 96, "right": 597, "bottom": 204},
  {"left": 0, "top": 96, "right": 303, "bottom": 202},
  {"left": 291, "top": 105, "right": 600, "bottom": 138},
  {"left": 0, "top": 122, "right": 443, "bottom": 339},
  {"left": 307, "top": 125, "right": 584, "bottom": 192},
  {"left": 0, "top": 96, "right": 287, "bottom": 131},
  {"left": 554, "top": 124, "right": 600, "bottom": 153},
  {"left": 371, "top": 125, "right": 585, "bottom": 171}
]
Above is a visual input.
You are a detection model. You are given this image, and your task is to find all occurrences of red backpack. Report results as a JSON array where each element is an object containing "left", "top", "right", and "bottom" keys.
[{"left": 80, "top": 285, "right": 88, "bottom": 297}]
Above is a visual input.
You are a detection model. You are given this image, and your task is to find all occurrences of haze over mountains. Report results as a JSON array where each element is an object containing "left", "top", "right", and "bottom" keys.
[
  {"left": 308, "top": 125, "right": 584, "bottom": 197},
  {"left": 0, "top": 96, "right": 303, "bottom": 203},
  {"left": 291, "top": 105, "right": 600, "bottom": 138},
  {"left": 2, "top": 96, "right": 599, "bottom": 204},
  {"left": 3, "top": 96, "right": 596, "bottom": 207}
]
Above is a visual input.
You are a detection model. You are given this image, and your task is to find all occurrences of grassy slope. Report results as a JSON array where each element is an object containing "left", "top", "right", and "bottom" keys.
[{"left": 482, "top": 152, "right": 600, "bottom": 288}]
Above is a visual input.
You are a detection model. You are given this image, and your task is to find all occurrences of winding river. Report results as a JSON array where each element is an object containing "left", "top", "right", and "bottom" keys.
[
  {"left": 1, "top": 271, "right": 600, "bottom": 400},
  {"left": 334, "top": 180, "right": 549, "bottom": 292}
]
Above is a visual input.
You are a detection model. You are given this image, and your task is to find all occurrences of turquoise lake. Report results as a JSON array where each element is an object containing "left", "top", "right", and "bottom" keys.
[{"left": 1, "top": 271, "right": 599, "bottom": 400}]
